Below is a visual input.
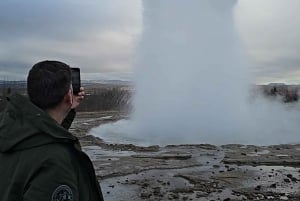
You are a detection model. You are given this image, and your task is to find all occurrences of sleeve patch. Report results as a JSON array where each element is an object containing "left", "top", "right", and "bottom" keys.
[{"left": 52, "top": 185, "right": 73, "bottom": 201}]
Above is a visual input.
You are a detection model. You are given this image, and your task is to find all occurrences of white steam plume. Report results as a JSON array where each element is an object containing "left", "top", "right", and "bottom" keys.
[{"left": 91, "top": 0, "right": 300, "bottom": 146}]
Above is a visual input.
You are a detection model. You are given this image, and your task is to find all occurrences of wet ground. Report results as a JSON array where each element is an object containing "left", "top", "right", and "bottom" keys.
[{"left": 71, "top": 112, "right": 300, "bottom": 201}]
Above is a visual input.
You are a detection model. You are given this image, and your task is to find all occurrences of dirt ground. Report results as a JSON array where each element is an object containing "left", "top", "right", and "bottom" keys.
[{"left": 71, "top": 112, "right": 300, "bottom": 201}]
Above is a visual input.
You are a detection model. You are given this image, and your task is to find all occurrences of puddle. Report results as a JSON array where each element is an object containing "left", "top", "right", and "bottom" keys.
[{"left": 247, "top": 149, "right": 270, "bottom": 156}]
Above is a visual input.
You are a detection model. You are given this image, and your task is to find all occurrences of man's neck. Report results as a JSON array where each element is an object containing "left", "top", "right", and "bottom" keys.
[{"left": 46, "top": 108, "right": 67, "bottom": 124}]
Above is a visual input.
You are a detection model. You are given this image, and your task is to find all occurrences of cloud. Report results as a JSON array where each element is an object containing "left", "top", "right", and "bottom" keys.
[
  {"left": 235, "top": 0, "right": 300, "bottom": 83},
  {"left": 1, "top": 0, "right": 300, "bottom": 83},
  {"left": 0, "top": 0, "right": 142, "bottom": 79}
]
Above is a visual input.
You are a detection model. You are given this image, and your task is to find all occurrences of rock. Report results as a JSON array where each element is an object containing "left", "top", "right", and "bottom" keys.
[
  {"left": 140, "top": 191, "right": 152, "bottom": 199},
  {"left": 153, "top": 187, "right": 161, "bottom": 195},
  {"left": 142, "top": 183, "right": 149, "bottom": 188},
  {"left": 168, "top": 193, "right": 179, "bottom": 199},
  {"left": 196, "top": 192, "right": 209, "bottom": 198},
  {"left": 227, "top": 168, "right": 235, "bottom": 172},
  {"left": 291, "top": 177, "right": 297, "bottom": 182},
  {"left": 254, "top": 185, "right": 261, "bottom": 191},
  {"left": 132, "top": 153, "right": 192, "bottom": 160}
]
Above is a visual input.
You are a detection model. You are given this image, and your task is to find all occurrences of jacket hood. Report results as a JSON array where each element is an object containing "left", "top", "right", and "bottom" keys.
[{"left": 0, "top": 93, "right": 77, "bottom": 152}]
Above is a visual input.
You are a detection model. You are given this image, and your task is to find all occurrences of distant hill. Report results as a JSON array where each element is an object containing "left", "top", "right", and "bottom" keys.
[
  {"left": 0, "top": 79, "right": 132, "bottom": 89},
  {"left": 82, "top": 80, "right": 132, "bottom": 87},
  {"left": 0, "top": 80, "right": 26, "bottom": 89}
]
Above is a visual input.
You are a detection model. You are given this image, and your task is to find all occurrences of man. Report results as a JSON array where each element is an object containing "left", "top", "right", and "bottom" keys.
[{"left": 0, "top": 61, "right": 104, "bottom": 201}]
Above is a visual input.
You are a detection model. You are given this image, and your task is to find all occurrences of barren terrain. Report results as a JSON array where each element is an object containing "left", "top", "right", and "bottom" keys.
[{"left": 71, "top": 112, "right": 300, "bottom": 201}]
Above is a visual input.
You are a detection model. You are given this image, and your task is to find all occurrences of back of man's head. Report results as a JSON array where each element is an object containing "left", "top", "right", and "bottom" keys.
[{"left": 27, "top": 60, "right": 71, "bottom": 110}]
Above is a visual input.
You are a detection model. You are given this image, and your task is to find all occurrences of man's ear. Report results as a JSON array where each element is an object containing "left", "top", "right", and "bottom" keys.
[{"left": 64, "top": 89, "right": 73, "bottom": 106}]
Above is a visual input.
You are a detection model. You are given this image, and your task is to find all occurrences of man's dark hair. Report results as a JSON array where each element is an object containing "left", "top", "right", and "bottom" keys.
[{"left": 27, "top": 60, "right": 71, "bottom": 110}]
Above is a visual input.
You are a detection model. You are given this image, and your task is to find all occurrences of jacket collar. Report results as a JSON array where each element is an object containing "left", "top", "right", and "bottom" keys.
[{"left": 0, "top": 93, "right": 78, "bottom": 152}]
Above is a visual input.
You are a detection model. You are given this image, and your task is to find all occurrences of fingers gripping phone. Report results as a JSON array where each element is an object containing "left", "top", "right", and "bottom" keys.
[{"left": 70, "top": 67, "right": 81, "bottom": 95}]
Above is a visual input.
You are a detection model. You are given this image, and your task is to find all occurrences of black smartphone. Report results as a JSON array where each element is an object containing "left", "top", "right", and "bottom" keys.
[{"left": 70, "top": 67, "right": 81, "bottom": 95}]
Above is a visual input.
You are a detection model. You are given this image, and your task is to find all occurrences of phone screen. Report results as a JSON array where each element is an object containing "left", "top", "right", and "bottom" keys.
[{"left": 71, "top": 67, "right": 81, "bottom": 95}]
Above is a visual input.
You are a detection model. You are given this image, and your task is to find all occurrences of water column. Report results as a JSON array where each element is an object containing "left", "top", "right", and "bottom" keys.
[{"left": 133, "top": 0, "right": 250, "bottom": 144}]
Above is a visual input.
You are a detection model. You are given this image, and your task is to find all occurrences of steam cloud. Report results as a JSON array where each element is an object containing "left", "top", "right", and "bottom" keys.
[{"left": 91, "top": 0, "right": 300, "bottom": 146}]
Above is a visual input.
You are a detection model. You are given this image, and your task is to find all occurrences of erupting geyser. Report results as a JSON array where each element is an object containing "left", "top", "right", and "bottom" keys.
[
  {"left": 91, "top": 0, "right": 300, "bottom": 146},
  {"left": 133, "top": 0, "right": 250, "bottom": 144}
]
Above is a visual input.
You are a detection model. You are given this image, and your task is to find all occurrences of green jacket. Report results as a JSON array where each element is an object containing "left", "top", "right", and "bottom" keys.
[{"left": 0, "top": 93, "right": 104, "bottom": 201}]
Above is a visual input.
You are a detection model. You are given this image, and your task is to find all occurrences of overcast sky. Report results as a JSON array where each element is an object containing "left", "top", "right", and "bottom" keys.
[
  {"left": 0, "top": 0, "right": 299, "bottom": 84},
  {"left": 236, "top": 0, "right": 300, "bottom": 84}
]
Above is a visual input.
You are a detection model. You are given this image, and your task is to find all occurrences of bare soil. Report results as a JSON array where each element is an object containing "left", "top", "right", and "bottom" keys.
[{"left": 72, "top": 112, "right": 300, "bottom": 201}]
